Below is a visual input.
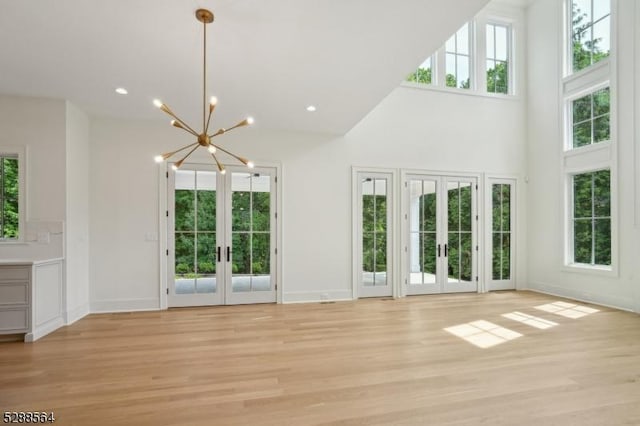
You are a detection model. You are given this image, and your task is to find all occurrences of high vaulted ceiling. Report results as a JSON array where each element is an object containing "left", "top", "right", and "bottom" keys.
[{"left": 0, "top": 0, "right": 491, "bottom": 134}]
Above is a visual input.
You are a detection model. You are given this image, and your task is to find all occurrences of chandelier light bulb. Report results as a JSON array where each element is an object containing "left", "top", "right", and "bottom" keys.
[
  {"left": 171, "top": 164, "right": 179, "bottom": 171},
  {"left": 154, "top": 155, "right": 164, "bottom": 163},
  {"left": 208, "top": 145, "right": 216, "bottom": 154},
  {"left": 210, "top": 96, "right": 218, "bottom": 106},
  {"left": 220, "top": 169, "right": 226, "bottom": 175},
  {"left": 247, "top": 161, "right": 255, "bottom": 169},
  {"left": 247, "top": 117, "right": 255, "bottom": 125},
  {"left": 153, "top": 99, "right": 163, "bottom": 108}
]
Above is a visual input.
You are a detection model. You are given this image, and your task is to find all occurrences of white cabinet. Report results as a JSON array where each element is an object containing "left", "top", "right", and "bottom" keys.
[
  {"left": 0, "top": 259, "right": 64, "bottom": 341},
  {"left": 0, "top": 265, "right": 31, "bottom": 334}
]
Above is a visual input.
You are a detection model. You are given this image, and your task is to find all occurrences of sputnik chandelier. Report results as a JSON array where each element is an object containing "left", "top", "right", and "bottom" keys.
[{"left": 153, "top": 9, "right": 254, "bottom": 174}]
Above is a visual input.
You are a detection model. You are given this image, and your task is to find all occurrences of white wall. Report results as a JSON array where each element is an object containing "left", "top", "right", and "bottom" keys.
[
  {"left": 0, "top": 95, "right": 66, "bottom": 260},
  {"left": 526, "top": 0, "right": 640, "bottom": 312},
  {"left": 65, "top": 102, "right": 90, "bottom": 322},
  {"left": 89, "top": 81, "right": 527, "bottom": 308}
]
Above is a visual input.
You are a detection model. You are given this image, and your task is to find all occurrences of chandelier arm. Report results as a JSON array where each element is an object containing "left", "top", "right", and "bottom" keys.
[
  {"left": 173, "top": 122, "right": 199, "bottom": 137},
  {"left": 176, "top": 145, "right": 200, "bottom": 165},
  {"left": 209, "top": 143, "right": 249, "bottom": 165},
  {"left": 210, "top": 152, "right": 225, "bottom": 173},
  {"left": 163, "top": 142, "right": 199, "bottom": 159},
  {"left": 159, "top": 105, "right": 199, "bottom": 136},
  {"left": 224, "top": 120, "right": 250, "bottom": 133},
  {"left": 208, "top": 122, "right": 247, "bottom": 139},
  {"left": 205, "top": 108, "right": 215, "bottom": 135}
]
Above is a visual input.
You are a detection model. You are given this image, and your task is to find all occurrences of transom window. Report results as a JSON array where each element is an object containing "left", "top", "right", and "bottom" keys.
[
  {"left": 571, "top": 0, "right": 610, "bottom": 73},
  {"left": 572, "top": 169, "right": 611, "bottom": 266},
  {"left": 571, "top": 87, "right": 610, "bottom": 148},
  {"left": 0, "top": 155, "right": 19, "bottom": 240},
  {"left": 445, "top": 23, "right": 471, "bottom": 89},
  {"left": 486, "top": 23, "right": 510, "bottom": 94}
]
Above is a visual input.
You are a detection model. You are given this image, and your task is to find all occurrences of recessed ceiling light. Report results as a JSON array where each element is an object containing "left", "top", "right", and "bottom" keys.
[
  {"left": 306, "top": 105, "right": 316, "bottom": 112},
  {"left": 115, "top": 87, "right": 128, "bottom": 95}
]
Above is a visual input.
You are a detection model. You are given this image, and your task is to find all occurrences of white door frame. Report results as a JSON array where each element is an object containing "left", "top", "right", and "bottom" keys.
[
  {"left": 223, "top": 166, "right": 278, "bottom": 305},
  {"left": 484, "top": 175, "right": 517, "bottom": 291},
  {"left": 352, "top": 167, "right": 399, "bottom": 299},
  {"left": 159, "top": 161, "right": 282, "bottom": 309},
  {"left": 400, "top": 169, "right": 482, "bottom": 296},
  {"left": 167, "top": 163, "right": 223, "bottom": 307}
]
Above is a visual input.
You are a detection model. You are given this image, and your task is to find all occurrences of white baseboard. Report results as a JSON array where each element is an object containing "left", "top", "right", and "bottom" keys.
[
  {"left": 25, "top": 317, "right": 65, "bottom": 342},
  {"left": 526, "top": 281, "right": 635, "bottom": 312},
  {"left": 283, "top": 289, "right": 353, "bottom": 304},
  {"left": 65, "top": 303, "right": 90, "bottom": 325},
  {"left": 90, "top": 298, "right": 160, "bottom": 313}
]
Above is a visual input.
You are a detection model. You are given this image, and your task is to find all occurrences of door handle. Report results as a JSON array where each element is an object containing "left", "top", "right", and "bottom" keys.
[
  {"left": 226, "top": 246, "right": 231, "bottom": 262},
  {"left": 437, "top": 244, "right": 441, "bottom": 257},
  {"left": 444, "top": 244, "right": 448, "bottom": 257},
  {"left": 217, "top": 246, "right": 221, "bottom": 263}
]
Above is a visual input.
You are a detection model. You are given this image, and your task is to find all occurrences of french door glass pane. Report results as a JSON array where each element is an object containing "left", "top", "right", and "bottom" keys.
[
  {"left": 361, "top": 178, "right": 388, "bottom": 287},
  {"left": 231, "top": 172, "right": 272, "bottom": 293},
  {"left": 409, "top": 180, "right": 437, "bottom": 285},
  {"left": 194, "top": 171, "right": 217, "bottom": 294},
  {"left": 502, "top": 233, "right": 511, "bottom": 279},
  {"left": 447, "top": 182, "right": 472, "bottom": 283},
  {"left": 175, "top": 233, "right": 195, "bottom": 294},
  {"left": 492, "top": 233, "right": 501, "bottom": 280},
  {"left": 174, "top": 170, "right": 219, "bottom": 295},
  {"left": 175, "top": 171, "right": 196, "bottom": 294},
  {"left": 491, "top": 183, "right": 512, "bottom": 281},
  {"left": 196, "top": 232, "right": 216, "bottom": 293},
  {"left": 175, "top": 170, "right": 195, "bottom": 232}
]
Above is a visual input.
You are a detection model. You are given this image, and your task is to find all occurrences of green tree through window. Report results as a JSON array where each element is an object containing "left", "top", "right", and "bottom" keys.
[
  {"left": 573, "top": 169, "right": 611, "bottom": 266},
  {"left": 362, "top": 178, "right": 387, "bottom": 286},
  {"left": 406, "top": 57, "right": 432, "bottom": 84},
  {"left": 0, "top": 156, "right": 19, "bottom": 239},
  {"left": 572, "top": 0, "right": 610, "bottom": 72}
]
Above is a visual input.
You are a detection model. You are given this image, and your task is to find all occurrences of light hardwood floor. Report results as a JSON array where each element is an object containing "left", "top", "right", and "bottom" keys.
[{"left": 2, "top": 291, "right": 640, "bottom": 425}]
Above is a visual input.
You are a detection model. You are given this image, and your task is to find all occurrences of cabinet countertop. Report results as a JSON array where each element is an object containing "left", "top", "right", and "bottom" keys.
[{"left": 0, "top": 258, "right": 64, "bottom": 266}]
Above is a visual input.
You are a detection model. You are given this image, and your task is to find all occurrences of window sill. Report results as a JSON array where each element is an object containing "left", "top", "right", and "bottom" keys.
[
  {"left": 562, "top": 57, "right": 610, "bottom": 85},
  {"left": 400, "top": 81, "right": 521, "bottom": 101},
  {"left": 0, "top": 239, "right": 27, "bottom": 245},
  {"left": 563, "top": 140, "right": 611, "bottom": 156},
  {"left": 562, "top": 263, "right": 617, "bottom": 277}
]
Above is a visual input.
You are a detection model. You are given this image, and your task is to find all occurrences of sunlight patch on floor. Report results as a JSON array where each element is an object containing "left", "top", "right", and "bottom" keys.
[
  {"left": 534, "top": 301, "right": 599, "bottom": 319},
  {"left": 444, "top": 320, "right": 522, "bottom": 348},
  {"left": 502, "top": 311, "right": 558, "bottom": 329}
]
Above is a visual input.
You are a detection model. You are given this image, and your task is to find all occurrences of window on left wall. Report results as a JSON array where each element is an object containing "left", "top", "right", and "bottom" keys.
[{"left": 0, "top": 154, "right": 20, "bottom": 240}]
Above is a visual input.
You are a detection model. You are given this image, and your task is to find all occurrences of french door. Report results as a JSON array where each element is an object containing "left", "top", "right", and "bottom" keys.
[
  {"left": 355, "top": 171, "right": 394, "bottom": 298},
  {"left": 168, "top": 164, "right": 277, "bottom": 307},
  {"left": 404, "top": 174, "right": 478, "bottom": 295}
]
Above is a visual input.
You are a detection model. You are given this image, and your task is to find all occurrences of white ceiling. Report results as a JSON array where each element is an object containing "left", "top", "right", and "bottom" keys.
[{"left": 0, "top": 0, "right": 492, "bottom": 135}]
